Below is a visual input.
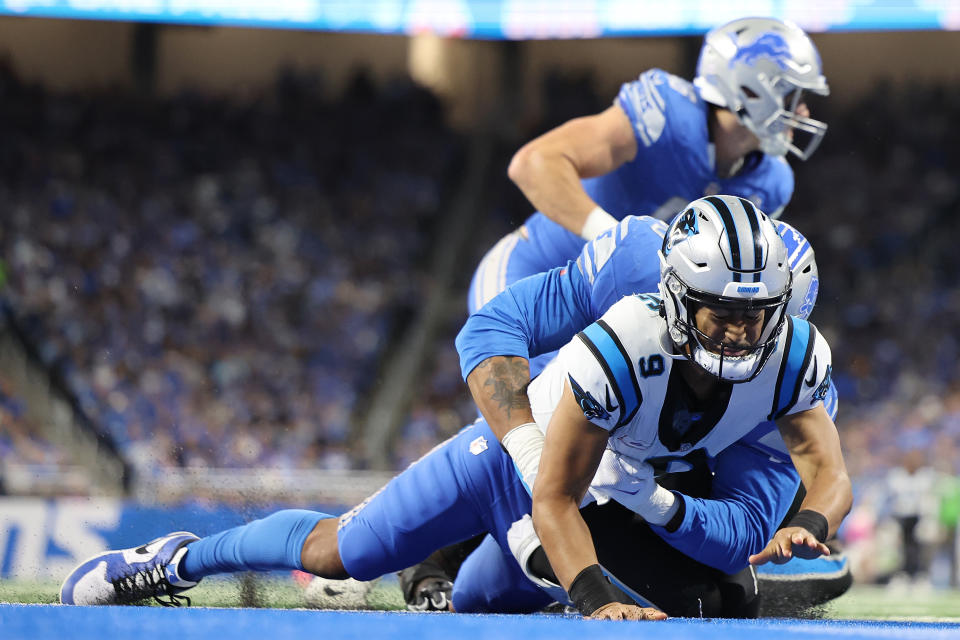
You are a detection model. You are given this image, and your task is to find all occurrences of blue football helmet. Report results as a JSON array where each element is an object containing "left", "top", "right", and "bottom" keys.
[{"left": 775, "top": 219, "right": 819, "bottom": 320}]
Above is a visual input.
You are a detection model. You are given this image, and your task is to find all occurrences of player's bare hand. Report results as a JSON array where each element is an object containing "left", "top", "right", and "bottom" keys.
[
  {"left": 587, "top": 602, "right": 667, "bottom": 621},
  {"left": 748, "top": 526, "right": 830, "bottom": 566}
]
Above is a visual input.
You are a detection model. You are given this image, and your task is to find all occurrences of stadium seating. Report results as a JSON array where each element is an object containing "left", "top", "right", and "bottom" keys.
[
  {"left": 0, "top": 67, "right": 464, "bottom": 475},
  {"left": 3, "top": 66, "right": 960, "bottom": 499}
]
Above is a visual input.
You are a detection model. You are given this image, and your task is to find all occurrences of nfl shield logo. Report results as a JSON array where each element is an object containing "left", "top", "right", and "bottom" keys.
[{"left": 469, "top": 436, "right": 488, "bottom": 455}]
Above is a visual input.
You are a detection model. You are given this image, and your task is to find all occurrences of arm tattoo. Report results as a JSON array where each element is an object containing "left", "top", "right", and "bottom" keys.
[{"left": 475, "top": 357, "right": 530, "bottom": 419}]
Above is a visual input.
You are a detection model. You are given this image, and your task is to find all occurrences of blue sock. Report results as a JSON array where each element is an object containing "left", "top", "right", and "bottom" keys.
[{"left": 179, "top": 509, "right": 332, "bottom": 581}]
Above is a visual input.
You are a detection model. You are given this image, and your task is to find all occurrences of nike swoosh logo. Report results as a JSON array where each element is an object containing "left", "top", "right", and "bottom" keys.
[
  {"left": 604, "top": 386, "right": 618, "bottom": 413},
  {"left": 805, "top": 356, "right": 818, "bottom": 387}
]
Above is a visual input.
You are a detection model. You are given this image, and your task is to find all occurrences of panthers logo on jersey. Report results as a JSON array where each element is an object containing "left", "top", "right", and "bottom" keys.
[
  {"left": 812, "top": 364, "right": 833, "bottom": 403},
  {"left": 569, "top": 374, "right": 612, "bottom": 421}
]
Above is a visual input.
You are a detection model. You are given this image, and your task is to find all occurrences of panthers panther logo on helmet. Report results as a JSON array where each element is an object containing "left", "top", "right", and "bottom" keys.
[{"left": 664, "top": 208, "right": 700, "bottom": 255}]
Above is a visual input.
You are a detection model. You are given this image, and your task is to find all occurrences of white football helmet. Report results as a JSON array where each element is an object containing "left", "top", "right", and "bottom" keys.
[
  {"left": 694, "top": 17, "right": 829, "bottom": 160},
  {"left": 659, "top": 195, "right": 791, "bottom": 382},
  {"left": 775, "top": 219, "right": 819, "bottom": 319}
]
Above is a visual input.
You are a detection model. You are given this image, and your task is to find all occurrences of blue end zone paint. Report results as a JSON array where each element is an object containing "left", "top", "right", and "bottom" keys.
[{"left": 3, "top": 605, "right": 960, "bottom": 640}]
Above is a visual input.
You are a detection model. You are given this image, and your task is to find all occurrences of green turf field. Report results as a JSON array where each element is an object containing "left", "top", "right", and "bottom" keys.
[
  {"left": 2, "top": 579, "right": 957, "bottom": 620},
  {"left": 0, "top": 576, "right": 406, "bottom": 610}
]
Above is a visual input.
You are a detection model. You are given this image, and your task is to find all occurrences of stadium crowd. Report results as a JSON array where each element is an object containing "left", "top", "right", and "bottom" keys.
[
  {"left": 0, "top": 370, "right": 62, "bottom": 470},
  {"left": 0, "top": 65, "right": 463, "bottom": 475},
  {"left": 2, "top": 63, "right": 960, "bottom": 546},
  {"left": 792, "top": 82, "right": 960, "bottom": 585}
]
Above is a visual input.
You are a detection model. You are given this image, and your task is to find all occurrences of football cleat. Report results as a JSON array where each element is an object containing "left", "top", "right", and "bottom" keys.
[{"left": 60, "top": 531, "right": 200, "bottom": 606}]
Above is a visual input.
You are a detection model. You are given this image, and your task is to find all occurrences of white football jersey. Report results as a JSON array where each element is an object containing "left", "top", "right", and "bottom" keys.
[{"left": 527, "top": 293, "right": 832, "bottom": 510}]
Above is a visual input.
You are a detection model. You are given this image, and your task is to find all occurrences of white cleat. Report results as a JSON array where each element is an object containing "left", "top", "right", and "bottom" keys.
[{"left": 60, "top": 531, "right": 200, "bottom": 606}]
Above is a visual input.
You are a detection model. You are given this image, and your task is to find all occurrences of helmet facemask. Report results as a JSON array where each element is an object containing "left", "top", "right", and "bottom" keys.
[
  {"left": 694, "top": 17, "right": 830, "bottom": 161},
  {"left": 661, "top": 269, "right": 790, "bottom": 383},
  {"left": 738, "top": 77, "right": 828, "bottom": 160}
]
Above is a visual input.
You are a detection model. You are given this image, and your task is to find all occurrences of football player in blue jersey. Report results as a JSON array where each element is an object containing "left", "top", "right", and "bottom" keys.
[
  {"left": 59, "top": 196, "right": 851, "bottom": 623},
  {"left": 470, "top": 16, "right": 828, "bottom": 321}
]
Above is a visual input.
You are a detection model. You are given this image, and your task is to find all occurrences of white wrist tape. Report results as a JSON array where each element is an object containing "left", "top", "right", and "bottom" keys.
[
  {"left": 501, "top": 422, "right": 544, "bottom": 493},
  {"left": 641, "top": 485, "right": 679, "bottom": 526},
  {"left": 507, "top": 514, "right": 561, "bottom": 589},
  {"left": 579, "top": 206, "right": 618, "bottom": 240}
]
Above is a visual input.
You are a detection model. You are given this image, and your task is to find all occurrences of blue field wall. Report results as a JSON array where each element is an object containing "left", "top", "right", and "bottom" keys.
[{"left": 0, "top": 497, "right": 346, "bottom": 580}]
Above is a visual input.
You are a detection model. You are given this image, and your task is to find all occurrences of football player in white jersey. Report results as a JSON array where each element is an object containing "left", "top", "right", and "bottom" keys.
[
  {"left": 61, "top": 196, "right": 851, "bottom": 623},
  {"left": 398, "top": 213, "right": 843, "bottom": 617},
  {"left": 523, "top": 195, "right": 850, "bottom": 619}
]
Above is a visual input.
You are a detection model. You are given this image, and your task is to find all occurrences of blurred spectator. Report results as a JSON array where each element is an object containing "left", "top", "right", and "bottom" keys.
[
  {"left": 886, "top": 448, "right": 939, "bottom": 586},
  {"left": 0, "top": 65, "right": 463, "bottom": 474},
  {"left": 0, "top": 371, "right": 64, "bottom": 468},
  {"left": 937, "top": 473, "right": 960, "bottom": 587}
]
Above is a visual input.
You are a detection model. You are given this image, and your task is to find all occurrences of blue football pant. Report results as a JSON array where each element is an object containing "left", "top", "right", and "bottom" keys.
[
  {"left": 452, "top": 534, "right": 552, "bottom": 613},
  {"left": 337, "top": 420, "right": 533, "bottom": 583}
]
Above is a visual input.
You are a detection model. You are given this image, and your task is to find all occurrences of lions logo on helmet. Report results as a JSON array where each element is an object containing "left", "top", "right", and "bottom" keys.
[
  {"left": 775, "top": 219, "right": 819, "bottom": 320},
  {"left": 730, "top": 32, "right": 792, "bottom": 70},
  {"left": 658, "top": 195, "right": 791, "bottom": 383},
  {"left": 694, "top": 17, "right": 830, "bottom": 160}
]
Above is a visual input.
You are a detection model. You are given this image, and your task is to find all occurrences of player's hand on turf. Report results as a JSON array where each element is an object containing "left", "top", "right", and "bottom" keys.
[
  {"left": 587, "top": 602, "right": 667, "bottom": 621},
  {"left": 748, "top": 526, "right": 830, "bottom": 566}
]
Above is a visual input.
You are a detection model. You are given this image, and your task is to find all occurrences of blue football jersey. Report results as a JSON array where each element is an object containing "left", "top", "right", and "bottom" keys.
[
  {"left": 458, "top": 216, "right": 666, "bottom": 380},
  {"left": 521, "top": 69, "right": 794, "bottom": 275}
]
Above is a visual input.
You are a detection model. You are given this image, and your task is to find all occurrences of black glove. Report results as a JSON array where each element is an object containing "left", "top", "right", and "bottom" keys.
[
  {"left": 405, "top": 576, "right": 453, "bottom": 612},
  {"left": 398, "top": 562, "right": 455, "bottom": 612}
]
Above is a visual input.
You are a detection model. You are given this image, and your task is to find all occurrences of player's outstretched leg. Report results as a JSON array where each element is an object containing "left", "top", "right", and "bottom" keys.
[
  {"left": 60, "top": 509, "right": 336, "bottom": 606},
  {"left": 60, "top": 531, "right": 200, "bottom": 606}
]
